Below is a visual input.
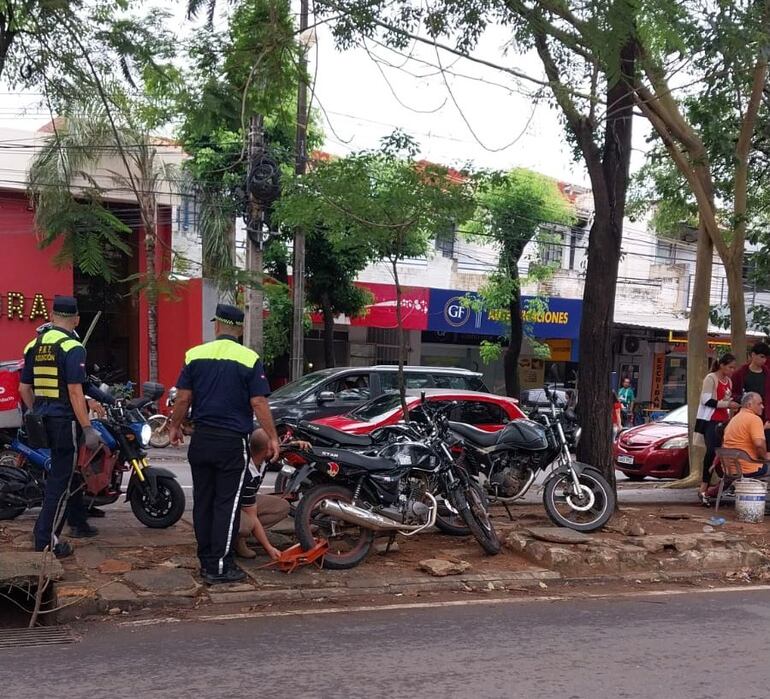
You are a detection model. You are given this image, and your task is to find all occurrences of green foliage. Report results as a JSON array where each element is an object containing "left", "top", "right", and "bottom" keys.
[
  {"left": 462, "top": 168, "right": 574, "bottom": 365},
  {"left": 173, "top": 0, "right": 322, "bottom": 295},
  {"left": 262, "top": 280, "right": 310, "bottom": 365},
  {"left": 276, "top": 131, "right": 475, "bottom": 267},
  {"left": 0, "top": 1, "right": 176, "bottom": 108}
]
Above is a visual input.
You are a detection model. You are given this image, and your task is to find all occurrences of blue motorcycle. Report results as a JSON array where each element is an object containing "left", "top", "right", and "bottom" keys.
[{"left": 0, "top": 395, "right": 185, "bottom": 528}]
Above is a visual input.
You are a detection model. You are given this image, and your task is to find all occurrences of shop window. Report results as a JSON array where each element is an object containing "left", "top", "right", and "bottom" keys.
[{"left": 662, "top": 356, "right": 687, "bottom": 409}]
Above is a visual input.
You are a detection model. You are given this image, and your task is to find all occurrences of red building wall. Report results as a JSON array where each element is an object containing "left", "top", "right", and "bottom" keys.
[
  {"left": 156, "top": 278, "right": 203, "bottom": 395},
  {"left": 0, "top": 191, "right": 72, "bottom": 359}
]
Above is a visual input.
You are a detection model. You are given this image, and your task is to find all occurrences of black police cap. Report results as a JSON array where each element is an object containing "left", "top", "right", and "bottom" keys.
[
  {"left": 212, "top": 303, "right": 245, "bottom": 326},
  {"left": 52, "top": 295, "right": 79, "bottom": 317}
]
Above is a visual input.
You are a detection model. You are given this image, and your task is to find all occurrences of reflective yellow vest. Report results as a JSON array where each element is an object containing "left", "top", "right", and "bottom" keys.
[{"left": 23, "top": 329, "right": 83, "bottom": 402}]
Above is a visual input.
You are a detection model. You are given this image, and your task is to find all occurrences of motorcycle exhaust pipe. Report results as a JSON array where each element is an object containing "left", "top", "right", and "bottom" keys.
[{"left": 318, "top": 495, "right": 437, "bottom": 533}]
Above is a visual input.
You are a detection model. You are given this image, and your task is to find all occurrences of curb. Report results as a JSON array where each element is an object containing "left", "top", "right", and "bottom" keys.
[{"left": 50, "top": 565, "right": 759, "bottom": 622}]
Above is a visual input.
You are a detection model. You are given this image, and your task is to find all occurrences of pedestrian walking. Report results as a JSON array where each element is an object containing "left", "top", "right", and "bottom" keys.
[
  {"left": 695, "top": 353, "right": 739, "bottom": 506},
  {"left": 18, "top": 295, "right": 101, "bottom": 559},
  {"left": 169, "top": 304, "right": 280, "bottom": 584}
]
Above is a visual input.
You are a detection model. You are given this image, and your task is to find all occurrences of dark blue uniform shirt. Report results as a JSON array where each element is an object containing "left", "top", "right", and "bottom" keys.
[
  {"left": 21, "top": 326, "right": 87, "bottom": 418},
  {"left": 176, "top": 335, "right": 271, "bottom": 435}
]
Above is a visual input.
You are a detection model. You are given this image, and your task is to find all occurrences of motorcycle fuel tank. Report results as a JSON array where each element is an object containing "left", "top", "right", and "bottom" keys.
[
  {"left": 496, "top": 419, "right": 549, "bottom": 451},
  {"left": 92, "top": 420, "right": 118, "bottom": 451}
]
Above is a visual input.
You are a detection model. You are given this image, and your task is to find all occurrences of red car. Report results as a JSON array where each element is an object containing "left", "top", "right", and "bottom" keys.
[
  {"left": 312, "top": 389, "right": 525, "bottom": 434},
  {"left": 613, "top": 405, "right": 689, "bottom": 480}
]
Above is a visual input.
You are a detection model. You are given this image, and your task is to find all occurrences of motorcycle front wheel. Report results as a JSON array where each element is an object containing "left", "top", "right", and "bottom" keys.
[
  {"left": 129, "top": 476, "right": 185, "bottom": 528},
  {"left": 543, "top": 467, "right": 615, "bottom": 532},
  {"left": 295, "top": 484, "right": 374, "bottom": 570},
  {"left": 454, "top": 483, "right": 501, "bottom": 555},
  {"left": 147, "top": 415, "right": 171, "bottom": 449}
]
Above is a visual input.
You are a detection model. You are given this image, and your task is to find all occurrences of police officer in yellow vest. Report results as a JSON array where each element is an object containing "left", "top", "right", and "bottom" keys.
[
  {"left": 19, "top": 295, "right": 102, "bottom": 559},
  {"left": 169, "top": 303, "right": 280, "bottom": 584}
]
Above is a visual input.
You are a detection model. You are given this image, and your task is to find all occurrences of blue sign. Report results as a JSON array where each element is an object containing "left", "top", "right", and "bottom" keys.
[{"left": 427, "top": 288, "right": 582, "bottom": 340}]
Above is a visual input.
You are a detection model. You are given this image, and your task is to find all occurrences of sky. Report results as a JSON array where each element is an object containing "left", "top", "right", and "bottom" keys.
[{"left": 0, "top": 2, "right": 652, "bottom": 189}]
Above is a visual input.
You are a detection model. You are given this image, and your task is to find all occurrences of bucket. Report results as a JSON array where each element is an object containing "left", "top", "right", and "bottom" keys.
[{"left": 734, "top": 479, "right": 768, "bottom": 523}]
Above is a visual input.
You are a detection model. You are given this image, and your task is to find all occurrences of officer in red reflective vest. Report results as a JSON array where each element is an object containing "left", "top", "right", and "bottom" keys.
[{"left": 19, "top": 295, "right": 102, "bottom": 559}]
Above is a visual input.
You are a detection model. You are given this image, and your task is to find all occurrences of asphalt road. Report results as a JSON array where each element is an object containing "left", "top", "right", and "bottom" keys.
[{"left": 3, "top": 588, "right": 770, "bottom": 698}]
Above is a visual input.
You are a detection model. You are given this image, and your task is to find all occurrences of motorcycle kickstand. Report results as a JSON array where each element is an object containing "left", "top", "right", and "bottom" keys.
[
  {"left": 503, "top": 503, "right": 514, "bottom": 521},
  {"left": 384, "top": 533, "right": 397, "bottom": 554}
]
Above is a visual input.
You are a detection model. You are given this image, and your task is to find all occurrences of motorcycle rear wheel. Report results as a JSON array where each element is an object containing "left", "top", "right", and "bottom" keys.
[
  {"left": 295, "top": 484, "right": 374, "bottom": 570},
  {"left": 129, "top": 477, "right": 185, "bottom": 528},
  {"left": 147, "top": 416, "right": 171, "bottom": 449},
  {"left": 455, "top": 483, "right": 501, "bottom": 555},
  {"left": 543, "top": 467, "right": 615, "bottom": 532}
]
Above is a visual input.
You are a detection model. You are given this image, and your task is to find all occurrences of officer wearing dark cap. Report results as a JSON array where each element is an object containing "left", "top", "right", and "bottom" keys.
[
  {"left": 169, "top": 303, "right": 280, "bottom": 584},
  {"left": 18, "top": 295, "right": 102, "bottom": 559}
]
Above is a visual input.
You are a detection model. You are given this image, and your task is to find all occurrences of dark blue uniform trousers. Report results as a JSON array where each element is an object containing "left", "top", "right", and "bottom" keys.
[
  {"left": 188, "top": 427, "right": 248, "bottom": 575},
  {"left": 33, "top": 417, "right": 88, "bottom": 550}
]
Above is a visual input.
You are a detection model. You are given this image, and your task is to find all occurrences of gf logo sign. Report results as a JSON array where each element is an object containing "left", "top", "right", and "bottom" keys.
[{"left": 443, "top": 296, "right": 471, "bottom": 328}]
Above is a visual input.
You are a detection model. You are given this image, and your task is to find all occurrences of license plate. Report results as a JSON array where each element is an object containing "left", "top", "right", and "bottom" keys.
[{"left": 617, "top": 455, "right": 634, "bottom": 465}]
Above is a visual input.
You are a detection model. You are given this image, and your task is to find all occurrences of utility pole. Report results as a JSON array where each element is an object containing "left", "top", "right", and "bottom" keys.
[
  {"left": 244, "top": 113, "right": 265, "bottom": 354},
  {"left": 290, "top": 0, "right": 310, "bottom": 380}
]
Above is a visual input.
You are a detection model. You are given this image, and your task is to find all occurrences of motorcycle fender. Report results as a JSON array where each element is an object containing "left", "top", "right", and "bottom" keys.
[
  {"left": 545, "top": 460, "right": 588, "bottom": 485},
  {"left": 285, "top": 462, "right": 316, "bottom": 493},
  {"left": 125, "top": 466, "right": 177, "bottom": 502}
]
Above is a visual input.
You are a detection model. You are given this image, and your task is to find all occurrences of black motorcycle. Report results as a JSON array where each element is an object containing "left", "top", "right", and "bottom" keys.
[
  {"left": 452, "top": 383, "right": 615, "bottom": 532},
  {"left": 284, "top": 400, "right": 501, "bottom": 569}
]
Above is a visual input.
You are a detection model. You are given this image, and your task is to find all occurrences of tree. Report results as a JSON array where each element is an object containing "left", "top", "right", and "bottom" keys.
[
  {"left": 629, "top": 0, "right": 770, "bottom": 486},
  {"left": 464, "top": 169, "right": 575, "bottom": 397},
  {"left": 0, "top": 1, "right": 173, "bottom": 106},
  {"left": 28, "top": 101, "right": 177, "bottom": 382},
  {"left": 305, "top": 228, "right": 373, "bottom": 367},
  {"left": 631, "top": 0, "right": 770, "bottom": 366},
  {"left": 276, "top": 131, "right": 474, "bottom": 412},
  {"left": 315, "top": 0, "right": 638, "bottom": 484}
]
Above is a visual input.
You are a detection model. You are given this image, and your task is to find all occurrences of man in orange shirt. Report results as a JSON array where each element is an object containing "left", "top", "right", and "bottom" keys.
[{"left": 722, "top": 392, "right": 770, "bottom": 476}]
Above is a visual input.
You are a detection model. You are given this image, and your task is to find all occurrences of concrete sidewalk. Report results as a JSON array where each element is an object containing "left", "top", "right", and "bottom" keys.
[{"left": 1, "top": 487, "right": 766, "bottom": 624}]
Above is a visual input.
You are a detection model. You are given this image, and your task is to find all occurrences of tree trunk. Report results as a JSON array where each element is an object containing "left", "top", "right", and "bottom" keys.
[
  {"left": 504, "top": 262, "right": 523, "bottom": 399},
  {"left": 321, "top": 291, "right": 335, "bottom": 368},
  {"left": 725, "top": 256, "right": 747, "bottom": 361},
  {"left": 143, "top": 202, "right": 159, "bottom": 383},
  {"left": 668, "top": 225, "right": 713, "bottom": 488},
  {"left": 574, "top": 41, "right": 636, "bottom": 489},
  {"left": 392, "top": 258, "right": 408, "bottom": 420}
]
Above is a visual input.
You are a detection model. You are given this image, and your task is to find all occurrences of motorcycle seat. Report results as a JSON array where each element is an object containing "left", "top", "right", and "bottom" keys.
[
  {"left": 448, "top": 421, "right": 501, "bottom": 448},
  {"left": 310, "top": 446, "right": 394, "bottom": 471},
  {"left": 126, "top": 396, "right": 153, "bottom": 411},
  {"left": 299, "top": 421, "right": 374, "bottom": 447}
]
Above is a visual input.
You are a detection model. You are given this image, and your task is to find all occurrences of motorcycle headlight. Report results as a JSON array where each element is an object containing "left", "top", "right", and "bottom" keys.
[
  {"left": 661, "top": 436, "right": 688, "bottom": 450},
  {"left": 140, "top": 423, "right": 152, "bottom": 447}
]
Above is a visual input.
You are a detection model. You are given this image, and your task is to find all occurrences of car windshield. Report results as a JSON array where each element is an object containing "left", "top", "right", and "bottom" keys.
[
  {"left": 349, "top": 393, "right": 405, "bottom": 421},
  {"left": 270, "top": 369, "right": 336, "bottom": 399},
  {"left": 661, "top": 405, "right": 688, "bottom": 424}
]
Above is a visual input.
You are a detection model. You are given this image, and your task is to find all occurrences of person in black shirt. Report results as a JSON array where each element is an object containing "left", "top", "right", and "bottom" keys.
[
  {"left": 169, "top": 303, "right": 279, "bottom": 584},
  {"left": 733, "top": 342, "right": 770, "bottom": 443}
]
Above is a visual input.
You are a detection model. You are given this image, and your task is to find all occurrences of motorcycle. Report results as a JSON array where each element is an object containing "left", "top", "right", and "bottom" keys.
[
  {"left": 0, "top": 394, "right": 186, "bottom": 528},
  {"left": 283, "top": 399, "right": 501, "bottom": 569},
  {"left": 451, "top": 382, "right": 615, "bottom": 532},
  {"left": 146, "top": 386, "right": 193, "bottom": 449}
]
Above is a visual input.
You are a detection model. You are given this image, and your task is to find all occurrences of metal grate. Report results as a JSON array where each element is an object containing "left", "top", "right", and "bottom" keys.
[{"left": 0, "top": 626, "right": 78, "bottom": 649}]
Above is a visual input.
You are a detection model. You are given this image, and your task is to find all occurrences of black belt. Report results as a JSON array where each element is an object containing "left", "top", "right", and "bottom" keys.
[{"left": 194, "top": 424, "right": 248, "bottom": 439}]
